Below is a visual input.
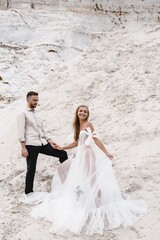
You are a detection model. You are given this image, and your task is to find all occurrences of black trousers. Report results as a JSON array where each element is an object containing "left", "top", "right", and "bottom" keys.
[{"left": 25, "top": 143, "right": 68, "bottom": 194}]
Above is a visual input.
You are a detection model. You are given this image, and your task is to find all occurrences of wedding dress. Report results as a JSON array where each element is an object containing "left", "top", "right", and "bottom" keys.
[{"left": 24, "top": 127, "right": 147, "bottom": 235}]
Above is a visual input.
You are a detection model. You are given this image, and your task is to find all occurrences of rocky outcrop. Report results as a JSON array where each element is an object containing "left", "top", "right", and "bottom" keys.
[{"left": 0, "top": 0, "right": 160, "bottom": 23}]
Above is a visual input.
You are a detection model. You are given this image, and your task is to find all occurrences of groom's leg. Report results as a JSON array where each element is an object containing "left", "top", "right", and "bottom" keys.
[
  {"left": 25, "top": 145, "right": 41, "bottom": 194},
  {"left": 40, "top": 143, "right": 68, "bottom": 163}
]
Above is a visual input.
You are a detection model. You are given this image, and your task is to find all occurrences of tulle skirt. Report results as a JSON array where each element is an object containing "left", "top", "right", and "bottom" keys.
[{"left": 27, "top": 142, "right": 147, "bottom": 235}]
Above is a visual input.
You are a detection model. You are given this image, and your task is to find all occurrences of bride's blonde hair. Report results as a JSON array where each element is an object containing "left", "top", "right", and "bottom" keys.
[{"left": 73, "top": 105, "right": 89, "bottom": 141}]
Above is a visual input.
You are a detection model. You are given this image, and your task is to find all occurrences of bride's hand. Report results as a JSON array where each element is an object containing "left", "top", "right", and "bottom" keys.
[
  {"left": 49, "top": 141, "right": 58, "bottom": 149},
  {"left": 107, "top": 153, "right": 114, "bottom": 160},
  {"left": 49, "top": 141, "right": 63, "bottom": 150},
  {"left": 53, "top": 144, "right": 63, "bottom": 150},
  {"left": 48, "top": 140, "right": 58, "bottom": 148}
]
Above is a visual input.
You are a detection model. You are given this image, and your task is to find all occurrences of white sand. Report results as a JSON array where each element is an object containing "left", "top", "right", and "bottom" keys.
[{"left": 0, "top": 2, "right": 160, "bottom": 240}]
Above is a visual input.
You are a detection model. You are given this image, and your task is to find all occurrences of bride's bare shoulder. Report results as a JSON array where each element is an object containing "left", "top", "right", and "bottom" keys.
[{"left": 85, "top": 122, "right": 94, "bottom": 132}]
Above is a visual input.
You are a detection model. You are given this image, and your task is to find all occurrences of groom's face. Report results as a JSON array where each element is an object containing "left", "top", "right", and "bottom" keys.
[{"left": 27, "top": 95, "right": 39, "bottom": 109}]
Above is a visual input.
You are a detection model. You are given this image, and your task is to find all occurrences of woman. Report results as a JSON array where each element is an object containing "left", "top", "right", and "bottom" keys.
[{"left": 29, "top": 105, "right": 147, "bottom": 235}]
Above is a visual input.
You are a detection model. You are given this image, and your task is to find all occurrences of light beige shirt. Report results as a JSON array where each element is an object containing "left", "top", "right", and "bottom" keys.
[{"left": 17, "top": 107, "right": 50, "bottom": 146}]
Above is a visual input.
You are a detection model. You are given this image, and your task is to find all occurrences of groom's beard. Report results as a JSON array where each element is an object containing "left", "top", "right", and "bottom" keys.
[{"left": 30, "top": 103, "right": 38, "bottom": 109}]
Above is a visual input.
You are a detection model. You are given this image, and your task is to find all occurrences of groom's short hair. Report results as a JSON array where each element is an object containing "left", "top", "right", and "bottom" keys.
[{"left": 26, "top": 91, "right": 38, "bottom": 100}]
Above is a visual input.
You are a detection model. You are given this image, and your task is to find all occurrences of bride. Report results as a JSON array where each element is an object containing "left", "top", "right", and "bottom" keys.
[{"left": 26, "top": 105, "right": 147, "bottom": 235}]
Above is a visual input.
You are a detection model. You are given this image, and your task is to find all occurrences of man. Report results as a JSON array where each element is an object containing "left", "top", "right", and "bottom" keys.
[{"left": 17, "top": 91, "right": 68, "bottom": 194}]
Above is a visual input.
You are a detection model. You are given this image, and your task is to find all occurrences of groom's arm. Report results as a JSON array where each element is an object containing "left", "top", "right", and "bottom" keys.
[
  {"left": 17, "top": 112, "right": 28, "bottom": 158},
  {"left": 17, "top": 112, "right": 25, "bottom": 142}
]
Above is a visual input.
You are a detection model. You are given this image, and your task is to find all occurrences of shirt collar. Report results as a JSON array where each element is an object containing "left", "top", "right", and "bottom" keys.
[{"left": 27, "top": 107, "right": 35, "bottom": 112}]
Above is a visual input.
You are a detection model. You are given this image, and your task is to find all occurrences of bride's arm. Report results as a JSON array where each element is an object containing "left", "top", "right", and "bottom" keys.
[
  {"left": 54, "top": 141, "right": 78, "bottom": 150},
  {"left": 93, "top": 138, "right": 113, "bottom": 160},
  {"left": 88, "top": 122, "right": 113, "bottom": 160}
]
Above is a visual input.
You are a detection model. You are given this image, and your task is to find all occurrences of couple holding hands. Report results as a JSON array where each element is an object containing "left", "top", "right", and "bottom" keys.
[{"left": 17, "top": 91, "right": 146, "bottom": 235}]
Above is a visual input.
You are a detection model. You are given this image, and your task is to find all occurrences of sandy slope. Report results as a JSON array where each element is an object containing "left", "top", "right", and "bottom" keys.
[{"left": 0, "top": 7, "right": 160, "bottom": 240}]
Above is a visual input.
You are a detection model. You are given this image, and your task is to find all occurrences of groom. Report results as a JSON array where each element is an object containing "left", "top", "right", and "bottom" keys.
[{"left": 17, "top": 91, "right": 68, "bottom": 194}]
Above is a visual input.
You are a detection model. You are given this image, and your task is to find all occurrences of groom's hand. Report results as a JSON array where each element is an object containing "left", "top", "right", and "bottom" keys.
[
  {"left": 53, "top": 143, "right": 63, "bottom": 150},
  {"left": 48, "top": 140, "right": 63, "bottom": 150},
  {"left": 48, "top": 140, "right": 57, "bottom": 149},
  {"left": 22, "top": 147, "right": 28, "bottom": 158}
]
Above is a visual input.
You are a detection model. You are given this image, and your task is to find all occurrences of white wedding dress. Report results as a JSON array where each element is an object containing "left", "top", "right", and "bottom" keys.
[{"left": 23, "top": 127, "right": 147, "bottom": 235}]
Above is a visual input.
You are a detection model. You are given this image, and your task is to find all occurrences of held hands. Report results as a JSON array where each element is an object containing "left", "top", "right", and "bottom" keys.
[
  {"left": 54, "top": 144, "right": 63, "bottom": 150},
  {"left": 48, "top": 140, "right": 57, "bottom": 148},
  {"left": 48, "top": 140, "right": 63, "bottom": 150}
]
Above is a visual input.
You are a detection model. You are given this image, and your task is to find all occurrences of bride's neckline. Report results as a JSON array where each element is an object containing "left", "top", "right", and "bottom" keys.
[
  {"left": 80, "top": 127, "right": 93, "bottom": 134},
  {"left": 80, "top": 127, "right": 90, "bottom": 132}
]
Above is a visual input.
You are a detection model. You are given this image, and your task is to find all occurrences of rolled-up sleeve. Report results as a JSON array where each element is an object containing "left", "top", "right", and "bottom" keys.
[{"left": 17, "top": 112, "right": 26, "bottom": 142}]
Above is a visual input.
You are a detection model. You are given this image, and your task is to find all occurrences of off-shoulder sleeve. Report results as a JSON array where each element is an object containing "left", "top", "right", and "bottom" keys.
[{"left": 84, "top": 127, "right": 97, "bottom": 146}]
